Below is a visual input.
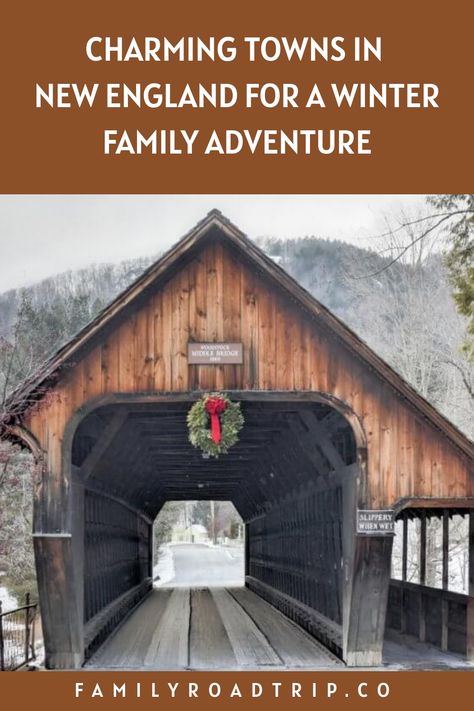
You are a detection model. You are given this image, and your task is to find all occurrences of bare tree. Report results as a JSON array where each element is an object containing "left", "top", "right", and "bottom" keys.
[
  {"left": 352, "top": 197, "right": 473, "bottom": 279},
  {"left": 343, "top": 214, "right": 474, "bottom": 438},
  {"left": 391, "top": 515, "right": 469, "bottom": 594},
  {"left": 0, "top": 441, "right": 36, "bottom": 599},
  {"left": 350, "top": 196, "right": 474, "bottom": 362},
  {"left": 0, "top": 296, "right": 44, "bottom": 600}
]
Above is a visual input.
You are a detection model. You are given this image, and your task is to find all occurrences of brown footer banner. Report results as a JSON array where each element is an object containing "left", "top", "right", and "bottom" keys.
[{"left": 0, "top": 672, "right": 471, "bottom": 710}]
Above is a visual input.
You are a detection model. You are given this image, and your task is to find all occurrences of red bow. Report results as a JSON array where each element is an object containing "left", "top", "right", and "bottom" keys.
[{"left": 205, "top": 397, "right": 228, "bottom": 444}]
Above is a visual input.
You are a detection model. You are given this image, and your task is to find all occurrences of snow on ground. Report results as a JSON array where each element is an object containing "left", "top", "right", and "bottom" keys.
[
  {"left": 0, "top": 584, "right": 18, "bottom": 612},
  {"left": 383, "top": 629, "right": 474, "bottom": 669},
  {"left": 224, "top": 547, "right": 244, "bottom": 561},
  {"left": 0, "top": 583, "right": 40, "bottom": 670},
  {"left": 0, "top": 575, "right": 45, "bottom": 669},
  {"left": 153, "top": 544, "right": 176, "bottom": 586}
]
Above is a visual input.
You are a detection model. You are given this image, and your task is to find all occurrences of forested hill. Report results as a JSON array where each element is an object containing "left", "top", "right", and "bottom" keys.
[
  {"left": 0, "top": 235, "right": 472, "bottom": 438},
  {"left": 0, "top": 238, "right": 377, "bottom": 340},
  {"left": 0, "top": 237, "right": 406, "bottom": 336},
  {"left": 0, "top": 255, "right": 154, "bottom": 339}
]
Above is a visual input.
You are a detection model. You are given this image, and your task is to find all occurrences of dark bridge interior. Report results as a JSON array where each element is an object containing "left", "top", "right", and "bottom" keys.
[{"left": 71, "top": 399, "right": 357, "bottom": 659}]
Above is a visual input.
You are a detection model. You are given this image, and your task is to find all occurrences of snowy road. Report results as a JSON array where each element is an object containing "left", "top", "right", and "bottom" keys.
[{"left": 156, "top": 544, "right": 244, "bottom": 588}]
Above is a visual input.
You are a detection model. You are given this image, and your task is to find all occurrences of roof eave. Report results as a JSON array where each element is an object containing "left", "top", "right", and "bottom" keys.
[{"left": 3, "top": 209, "right": 474, "bottom": 462}]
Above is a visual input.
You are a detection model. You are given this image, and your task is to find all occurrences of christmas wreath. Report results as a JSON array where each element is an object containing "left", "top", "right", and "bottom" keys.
[{"left": 187, "top": 393, "right": 244, "bottom": 457}]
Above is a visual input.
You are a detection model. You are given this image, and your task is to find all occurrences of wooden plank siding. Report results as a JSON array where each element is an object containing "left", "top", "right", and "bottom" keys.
[
  {"left": 23, "top": 238, "right": 473, "bottom": 511},
  {"left": 5, "top": 213, "right": 472, "bottom": 670}
]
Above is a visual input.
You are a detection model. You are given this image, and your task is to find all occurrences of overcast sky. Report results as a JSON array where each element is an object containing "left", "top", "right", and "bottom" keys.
[{"left": 0, "top": 194, "right": 427, "bottom": 292}]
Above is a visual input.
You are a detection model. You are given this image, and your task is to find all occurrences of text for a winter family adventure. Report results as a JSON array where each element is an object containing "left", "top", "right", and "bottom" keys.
[{"left": 35, "top": 35, "right": 440, "bottom": 157}]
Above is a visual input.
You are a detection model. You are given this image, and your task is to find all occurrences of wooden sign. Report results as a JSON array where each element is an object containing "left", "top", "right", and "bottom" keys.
[
  {"left": 188, "top": 342, "right": 243, "bottom": 364},
  {"left": 357, "top": 510, "right": 395, "bottom": 535}
]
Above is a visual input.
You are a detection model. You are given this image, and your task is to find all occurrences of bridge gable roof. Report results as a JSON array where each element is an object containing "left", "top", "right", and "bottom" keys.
[{"left": 4, "top": 209, "right": 474, "bottom": 460}]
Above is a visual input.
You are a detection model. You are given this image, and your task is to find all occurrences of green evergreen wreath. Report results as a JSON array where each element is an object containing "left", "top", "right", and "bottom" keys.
[{"left": 187, "top": 392, "right": 244, "bottom": 458}]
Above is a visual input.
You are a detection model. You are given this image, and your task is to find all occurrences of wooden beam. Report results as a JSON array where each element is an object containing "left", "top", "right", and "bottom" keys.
[
  {"left": 441, "top": 510, "right": 449, "bottom": 651},
  {"left": 467, "top": 511, "right": 474, "bottom": 661},
  {"left": 419, "top": 511, "right": 427, "bottom": 641},
  {"left": 394, "top": 497, "right": 474, "bottom": 513},
  {"left": 88, "top": 420, "right": 158, "bottom": 492},
  {"left": 401, "top": 513, "right": 408, "bottom": 634},
  {"left": 84, "top": 483, "right": 153, "bottom": 524},
  {"left": 79, "top": 411, "right": 128, "bottom": 480},
  {"left": 420, "top": 510, "right": 427, "bottom": 585},
  {"left": 442, "top": 510, "right": 449, "bottom": 590},
  {"left": 285, "top": 414, "right": 331, "bottom": 479},
  {"left": 402, "top": 514, "right": 408, "bottom": 582},
  {"left": 344, "top": 535, "right": 393, "bottom": 666},
  {"left": 320, "top": 409, "right": 351, "bottom": 435},
  {"left": 298, "top": 410, "right": 345, "bottom": 471},
  {"left": 34, "top": 534, "right": 84, "bottom": 668}
]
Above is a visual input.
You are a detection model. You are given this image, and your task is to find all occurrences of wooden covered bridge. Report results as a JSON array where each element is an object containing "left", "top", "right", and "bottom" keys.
[{"left": 2, "top": 210, "right": 473, "bottom": 669}]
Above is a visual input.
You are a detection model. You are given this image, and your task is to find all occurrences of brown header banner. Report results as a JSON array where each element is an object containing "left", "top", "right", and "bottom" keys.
[{"left": 1, "top": 0, "right": 473, "bottom": 193}]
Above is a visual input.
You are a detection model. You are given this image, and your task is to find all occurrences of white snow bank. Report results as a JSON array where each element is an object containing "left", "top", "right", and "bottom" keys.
[
  {"left": 0, "top": 585, "right": 18, "bottom": 613},
  {"left": 153, "top": 544, "right": 175, "bottom": 586}
]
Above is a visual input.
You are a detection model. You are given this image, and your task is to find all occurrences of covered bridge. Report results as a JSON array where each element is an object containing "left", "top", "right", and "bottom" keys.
[{"left": 2, "top": 210, "right": 473, "bottom": 669}]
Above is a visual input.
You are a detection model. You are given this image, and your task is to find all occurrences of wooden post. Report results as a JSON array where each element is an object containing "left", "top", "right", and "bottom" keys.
[
  {"left": 344, "top": 535, "right": 393, "bottom": 666},
  {"left": 467, "top": 511, "right": 474, "bottom": 661},
  {"left": 442, "top": 510, "right": 449, "bottom": 588},
  {"left": 147, "top": 521, "right": 154, "bottom": 581},
  {"left": 402, "top": 514, "right": 408, "bottom": 581},
  {"left": 24, "top": 592, "right": 31, "bottom": 664},
  {"left": 245, "top": 523, "right": 250, "bottom": 578},
  {"left": 211, "top": 500, "right": 216, "bottom": 544},
  {"left": 341, "top": 464, "right": 393, "bottom": 666},
  {"left": 33, "top": 461, "right": 85, "bottom": 669},
  {"left": 31, "top": 603, "right": 36, "bottom": 661},
  {"left": 420, "top": 512, "right": 427, "bottom": 585},
  {"left": 0, "top": 600, "right": 4, "bottom": 671},
  {"left": 441, "top": 510, "right": 449, "bottom": 651},
  {"left": 401, "top": 513, "right": 408, "bottom": 634},
  {"left": 419, "top": 512, "right": 427, "bottom": 642},
  {"left": 34, "top": 534, "right": 84, "bottom": 668}
]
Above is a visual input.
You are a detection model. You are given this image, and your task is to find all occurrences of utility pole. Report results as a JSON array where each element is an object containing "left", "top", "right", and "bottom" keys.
[
  {"left": 210, "top": 500, "right": 216, "bottom": 544},
  {"left": 185, "top": 501, "right": 191, "bottom": 542}
]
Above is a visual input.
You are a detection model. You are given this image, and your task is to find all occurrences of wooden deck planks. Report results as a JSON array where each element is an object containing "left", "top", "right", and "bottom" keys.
[
  {"left": 87, "top": 586, "right": 342, "bottom": 669},
  {"left": 210, "top": 588, "right": 282, "bottom": 667},
  {"left": 90, "top": 589, "right": 172, "bottom": 667},
  {"left": 189, "top": 589, "right": 237, "bottom": 669},
  {"left": 144, "top": 588, "right": 190, "bottom": 667},
  {"left": 229, "top": 587, "right": 340, "bottom": 666}
]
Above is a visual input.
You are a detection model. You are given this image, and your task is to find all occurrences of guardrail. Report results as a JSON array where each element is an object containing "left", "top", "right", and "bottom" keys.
[
  {"left": 387, "top": 579, "right": 468, "bottom": 656},
  {"left": 0, "top": 593, "right": 37, "bottom": 671}
]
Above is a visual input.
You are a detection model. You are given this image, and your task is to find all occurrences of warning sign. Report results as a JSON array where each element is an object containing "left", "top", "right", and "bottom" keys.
[{"left": 357, "top": 509, "right": 395, "bottom": 535}]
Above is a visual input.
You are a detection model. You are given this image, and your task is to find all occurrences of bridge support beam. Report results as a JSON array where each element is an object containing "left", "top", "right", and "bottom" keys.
[
  {"left": 33, "top": 465, "right": 85, "bottom": 670},
  {"left": 343, "top": 536, "right": 393, "bottom": 666},
  {"left": 341, "top": 464, "right": 393, "bottom": 666},
  {"left": 33, "top": 535, "right": 84, "bottom": 669}
]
